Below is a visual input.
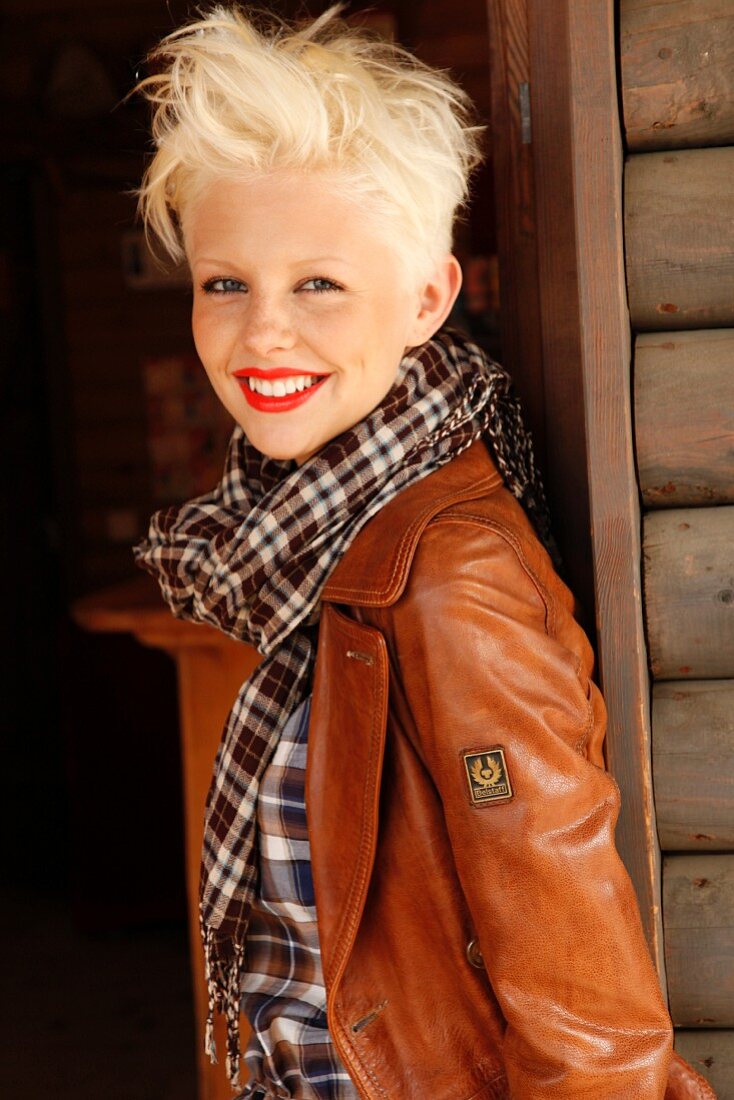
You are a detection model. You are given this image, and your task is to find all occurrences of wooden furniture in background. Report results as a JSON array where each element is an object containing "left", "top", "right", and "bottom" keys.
[{"left": 73, "top": 576, "right": 259, "bottom": 1100}]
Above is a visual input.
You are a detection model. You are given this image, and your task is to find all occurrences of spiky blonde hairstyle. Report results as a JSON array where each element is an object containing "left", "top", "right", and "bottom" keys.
[{"left": 132, "top": 3, "right": 485, "bottom": 281}]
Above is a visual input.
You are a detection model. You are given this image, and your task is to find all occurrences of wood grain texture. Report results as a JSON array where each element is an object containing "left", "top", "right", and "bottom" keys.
[
  {"left": 634, "top": 329, "right": 734, "bottom": 506},
  {"left": 643, "top": 507, "right": 734, "bottom": 680},
  {"left": 524, "top": 0, "right": 596, "bottom": 623},
  {"left": 664, "top": 854, "right": 734, "bottom": 1026},
  {"left": 674, "top": 1029, "right": 733, "bottom": 1098},
  {"left": 625, "top": 147, "right": 734, "bottom": 330},
  {"left": 621, "top": 0, "right": 734, "bottom": 151},
  {"left": 486, "top": 0, "right": 547, "bottom": 474},
  {"left": 520, "top": 0, "right": 665, "bottom": 973},
  {"left": 652, "top": 680, "right": 734, "bottom": 850}
]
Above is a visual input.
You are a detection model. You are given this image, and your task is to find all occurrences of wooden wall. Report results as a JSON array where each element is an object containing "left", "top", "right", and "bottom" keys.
[{"left": 621, "top": 3, "right": 734, "bottom": 1093}]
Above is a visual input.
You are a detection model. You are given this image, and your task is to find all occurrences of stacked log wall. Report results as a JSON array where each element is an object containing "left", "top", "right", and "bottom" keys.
[{"left": 621, "top": 3, "right": 734, "bottom": 1093}]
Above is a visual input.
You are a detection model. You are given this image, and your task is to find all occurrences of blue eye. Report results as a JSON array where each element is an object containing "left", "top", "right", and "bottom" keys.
[
  {"left": 300, "top": 278, "right": 341, "bottom": 293},
  {"left": 200, "top": 277, "right": 245, "bottom": 295}
]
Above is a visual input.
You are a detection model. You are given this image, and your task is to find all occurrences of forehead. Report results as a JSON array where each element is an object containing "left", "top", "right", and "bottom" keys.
[{"left": 184, "top": 170, "right": 383, "bottom": 262}]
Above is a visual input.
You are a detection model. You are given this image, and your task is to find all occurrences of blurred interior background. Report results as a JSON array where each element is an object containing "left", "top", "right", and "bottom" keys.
[{"left": 0, "top": 1, "right": 500, "bottom": 1096}]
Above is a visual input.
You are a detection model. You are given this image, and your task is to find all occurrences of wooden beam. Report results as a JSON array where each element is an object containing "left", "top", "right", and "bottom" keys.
[
  {"left": 675, "top": 1029, "right": 732, "bottom": 1098},
  {"left": 664, "top": 854, "right": 734, "bottom": 1026},
  {"left": 621, "top": 0, "right": 734, "bottom": 152},
  {"left": 625, "top": 148, "right": 734, "bottom": 330},
  {"left": 652, "top": 680, "right": 734, "bottom": 851},
  {"left": 643, "top": 506, "right": 734, "bottom": 680},
  {"left": 634, "top": 329, "right": 734, "bottom": 507}
]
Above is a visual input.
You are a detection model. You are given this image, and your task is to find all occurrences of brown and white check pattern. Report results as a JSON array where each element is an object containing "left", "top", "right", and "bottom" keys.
[
  {"left": 237, "top": 695, "right": 358, "bottom": 1099},
  {"left": 133, "top": 326, "right": 555, "bottom": 1086}
]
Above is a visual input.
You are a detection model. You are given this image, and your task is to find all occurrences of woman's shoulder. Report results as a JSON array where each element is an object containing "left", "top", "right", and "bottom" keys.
[
  {"left": 322, "top": 440, "right": 504, "bottom": 608},
  {"left": 323, "top": 439, "right": 570, "bottom": 627},
  {"left": 322, "top": 439, "right": 594, "bottom": 681}
]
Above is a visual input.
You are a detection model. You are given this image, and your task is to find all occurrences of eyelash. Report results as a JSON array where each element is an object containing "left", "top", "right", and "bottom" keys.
[{"left": 199, "top": 277, "right": 342, "bottom": 296}]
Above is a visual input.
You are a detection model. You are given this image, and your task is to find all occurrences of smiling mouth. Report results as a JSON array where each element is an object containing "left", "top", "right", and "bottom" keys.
[
  {"left": 232, "top": 370, "right": 329, "bottom": 412},
  {"left": 244, "top": 373, "right": 323, "bottom": 397}
]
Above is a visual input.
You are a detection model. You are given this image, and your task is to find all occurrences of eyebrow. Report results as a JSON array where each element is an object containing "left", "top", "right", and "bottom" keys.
[{"left": 193, "top": 255, "right": 357, "bottom": 269}]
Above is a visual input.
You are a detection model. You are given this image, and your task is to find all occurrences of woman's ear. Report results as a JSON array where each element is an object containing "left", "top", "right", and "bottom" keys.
[{"left": 405, "top": 254, "right": 463, "bottom": 348}]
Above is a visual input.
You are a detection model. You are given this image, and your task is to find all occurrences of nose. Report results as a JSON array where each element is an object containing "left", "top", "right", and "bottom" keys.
[{"left": 241, "top": 292, "right": 296, "bottom": 358}]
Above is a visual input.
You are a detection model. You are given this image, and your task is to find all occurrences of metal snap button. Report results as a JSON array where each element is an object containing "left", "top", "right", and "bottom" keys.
[{"left": 466, "top": 937, "right": 484, "bottom": 969}]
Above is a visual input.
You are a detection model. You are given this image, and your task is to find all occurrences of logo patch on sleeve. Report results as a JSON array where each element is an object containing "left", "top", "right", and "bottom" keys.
[{"left": 463, "top": 748, "right": 513, "bottom": 805}]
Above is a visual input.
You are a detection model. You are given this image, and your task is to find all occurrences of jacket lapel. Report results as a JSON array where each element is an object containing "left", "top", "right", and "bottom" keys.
[{"left": 306, "top": 604, "right": 389, "bottom": 991}]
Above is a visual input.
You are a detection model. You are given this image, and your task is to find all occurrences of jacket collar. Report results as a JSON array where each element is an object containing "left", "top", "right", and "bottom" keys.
[{"left": 322, "top": 440, "right": 503, "bottom": 608}]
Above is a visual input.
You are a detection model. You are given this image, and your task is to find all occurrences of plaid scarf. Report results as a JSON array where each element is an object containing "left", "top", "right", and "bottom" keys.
[{"left": 133, "top": 326, "right": 556, "bottom": 1087}]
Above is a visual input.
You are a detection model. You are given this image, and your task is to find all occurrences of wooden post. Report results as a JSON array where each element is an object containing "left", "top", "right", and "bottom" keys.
[
  {"left": 486, "top": 0, "right": 547, "bottom": 480},
  {"left": 521, "top": 0, "right": 666, "bottom": 979}
]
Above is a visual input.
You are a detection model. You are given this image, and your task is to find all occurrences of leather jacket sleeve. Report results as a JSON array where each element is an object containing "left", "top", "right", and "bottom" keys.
[{"left": 383, "top": 512, "right": 675, "bottom": 1098}]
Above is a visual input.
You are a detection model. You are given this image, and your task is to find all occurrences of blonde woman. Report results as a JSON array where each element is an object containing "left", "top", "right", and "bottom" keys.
[{"left": 132, "top": 6, "right": 712, "bottom": 1098}]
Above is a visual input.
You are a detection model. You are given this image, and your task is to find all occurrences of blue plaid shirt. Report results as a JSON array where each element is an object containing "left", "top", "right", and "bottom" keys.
[{"left": 237, "top": 696, "right": 359, "bottom": 1100}]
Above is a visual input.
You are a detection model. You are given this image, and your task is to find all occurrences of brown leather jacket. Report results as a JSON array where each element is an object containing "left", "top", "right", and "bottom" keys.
[{"left": 305, "top": 440, "right": 715, "bottom": 1099}]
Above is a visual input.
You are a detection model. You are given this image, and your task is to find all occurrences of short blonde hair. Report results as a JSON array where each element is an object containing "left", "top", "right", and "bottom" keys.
[{"left": 132, "top": 4, "right": 485, "bottom": 281}]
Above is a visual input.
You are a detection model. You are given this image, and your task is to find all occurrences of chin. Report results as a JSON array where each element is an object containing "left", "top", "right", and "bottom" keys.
[{"left": 243, "top": 425, "right": 321, "bottom": 465}]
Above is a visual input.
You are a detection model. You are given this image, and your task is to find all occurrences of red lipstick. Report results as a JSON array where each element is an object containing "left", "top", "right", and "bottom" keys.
[{"left": 232, "top": 367, "right": 329, "bottom": 413}]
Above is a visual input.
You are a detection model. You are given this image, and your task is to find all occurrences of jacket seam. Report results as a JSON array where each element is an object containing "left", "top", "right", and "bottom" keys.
[
  {"left": 429, "top": 513, "right": 595, "bottom": 754},
  {"left": 334, "top": 1021, "right": 388, "bottom": 1100},
  {"left": 323, "top": 472, "right": 503, "bottom": 605},
  {"left": 463, "top": 1070, "right": 507, "bottom": 1100},
  {"left": 429, "top": 512, "right": 556, "bottom": 637},
  {"left": 319, "top": 609, "right": 390, "bottom": 1100},
  {"left": 322, "top": 610, "right": 387, "bottom": 988}
]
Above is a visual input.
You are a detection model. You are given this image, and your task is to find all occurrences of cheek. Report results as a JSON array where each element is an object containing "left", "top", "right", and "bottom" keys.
[{"left": 192, "top": 305, "right": 232, "bottom": 372}]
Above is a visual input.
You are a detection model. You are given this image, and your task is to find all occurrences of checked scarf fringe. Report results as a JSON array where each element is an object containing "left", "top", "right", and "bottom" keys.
[{"left": 133, "top": 326, "right": 558, "bottom": 1089}]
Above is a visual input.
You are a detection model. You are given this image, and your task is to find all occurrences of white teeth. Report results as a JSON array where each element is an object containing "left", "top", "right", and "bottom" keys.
[{"left": 246, "top": 374, "right": 324, "bottom": 396}]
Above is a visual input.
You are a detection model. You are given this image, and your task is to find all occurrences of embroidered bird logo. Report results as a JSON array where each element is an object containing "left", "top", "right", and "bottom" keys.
[{"left": 470, "top": 755, "right": 502, "bottom": 788}]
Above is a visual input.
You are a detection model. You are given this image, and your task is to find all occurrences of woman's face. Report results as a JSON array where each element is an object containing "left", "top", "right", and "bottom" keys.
[{"left": 185, "top": 172, "right": 451, "bottom": 465}]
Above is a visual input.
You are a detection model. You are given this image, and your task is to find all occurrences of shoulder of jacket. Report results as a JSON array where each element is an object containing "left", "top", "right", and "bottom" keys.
[{"left": 323, "top": 439, "right": 514, "bottom": 608}]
